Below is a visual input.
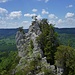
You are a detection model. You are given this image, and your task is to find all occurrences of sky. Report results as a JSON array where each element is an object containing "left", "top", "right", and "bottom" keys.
[{"left": 0, "top": 0, "right": 75, "bottom": 29}]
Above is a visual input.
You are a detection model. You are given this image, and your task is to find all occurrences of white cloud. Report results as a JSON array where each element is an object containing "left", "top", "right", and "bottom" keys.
[
  {"left": 37, "top": 0, "right": 49, "bottom": 3},
  {"left": 6, "top": 22, "right": 19, "bottom": 28},
  {"left": 0, "top": 7, "right": 8, "bottom": 15},
  {"left": 37, "top": 15, "right": 42, "bottom": 19},
  {"left": 45, "top": 0, "right": 49, "bottom": 3},
  {"left": 32, "top": 9, "right": 37, "bottom": 12},
  {"left": 42, "top": 9, "right": 49, "bottom": 15},
  {"left": 8, "top": 11, "right": 22, "bottom": 19},
  {"left": 55, "top": 19, "right": 65, "bottom": 27},
  {"left": 21, "top": 21, "right": 31, "bottom": 29},
  {"left": 24, "top": 13, "right": 36, "bottom": 17},
  {"left": 68, "top": 5, "right": 73, "bottom": 7},
  {"left": 57, "top": 19, "right": 64, "bottom": 24},
  {"left": 49, "top": 20, "right": 56, "bottom": 24},
  {"left": 66, "top": 5, "right": 73, "bottom": 8},
  {"left": 66, "top": 18, "right": 75, "bottom": 25},
  {"left": 65, "top": 12, "right": 74, "bottom": 18},
  {"left": 0, "top": 20, "right": 6, "bottom": 25},
  {"left": 48, "top": 14, "right": 58, "bottom": 19},
  {"left": 55, "top": 18, "right": 75, "bottom": 28},
  {"left": 0, "top": 18, "right": 13, "bottom": 28},
  {"left": 0, "top": 0, "right": 8, "bottom": 3},
  {"left": 24, "top": 13, "right": 42, "bottom": 20},
  {"left": 0, "top": 21, "right": 6, "bottom": 28},
  {"left": 22, "top": 21, "right": 29, "bottom": 24},
  {"left": 28, "top": 13, "right": 36, "bottom": 17},
  {"left": 24, "top": 13, "right": 31, "bottom": 17}
]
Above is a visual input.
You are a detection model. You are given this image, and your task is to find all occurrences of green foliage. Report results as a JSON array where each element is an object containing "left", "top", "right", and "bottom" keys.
[
  {"left": 15, "top": 57, "right": 54, "bottom": 75},
  {"left": 37, "top": 54, "right": 41, "bottom": 60},
  {"left": 28, "top": 40, "right": 34, "bottom": 55},
  {"left": 18, "top": 27, "right": 25, "bottom": 34},
  {"left": 55, "top": 45, "right": 75, "bottom": 75},
  {"left": 0, "top": 34, "right": 19, "bottom": 75},
  {"left": 15, "top": 70, "right": 25, "bottom": 75},
  {"left": 1, "top": 19, "right": 75, "bottom": 75},
  {"left": 30, "top": 40, "right": 34, "bottom": 49},
  {"left": 0, "top": 51, "right": 20, "bottom": 75},
  {"left": 0, "top": 38, "right": 17, "bottom": 52},
  {"left": 15, "top": 57, "right": 41, "bottom": 75},
  {"left": 37, "top": 19, "right": 59, "bottom": 64},
  {"left": 43, "top": 68, "right": 54, "bottom": 75},
  {"left": 58, "top": 34, "right": 75, "bottom": 48}
]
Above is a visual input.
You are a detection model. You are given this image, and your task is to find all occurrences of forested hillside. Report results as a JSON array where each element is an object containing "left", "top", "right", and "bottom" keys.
[
  {"left": 0, "top": 28, "right": 75, "bottom": 38},
  {"left": 58, "top": 34, "right": 75, "bottom": 48},
  {"left": 0, "top": 28, "right": 75, "bottom": 49},
  {"left": 0, "top": 26, "right": 75, "bottom": 75},
  {"left": 0, "top": 29, "right": 28, "bottom": 39},
  {"left": 55, "top": 28, "right": 75, "bottom": 34}
]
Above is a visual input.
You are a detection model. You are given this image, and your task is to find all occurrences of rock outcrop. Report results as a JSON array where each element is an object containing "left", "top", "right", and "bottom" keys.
[
  {"left": 15, "top": 20, "right": 54, "bottom": 75},
  {"left": 15, "top": 31, "right": 26, "bottom": 57}
]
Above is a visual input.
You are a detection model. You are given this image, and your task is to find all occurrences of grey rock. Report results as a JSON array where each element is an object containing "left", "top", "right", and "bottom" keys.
[
  {"left": 15, "top": 31, "right": 26, "bottom": 57},
  {"left": 15, "top": 20, "right": 52, "bottom": 75}
]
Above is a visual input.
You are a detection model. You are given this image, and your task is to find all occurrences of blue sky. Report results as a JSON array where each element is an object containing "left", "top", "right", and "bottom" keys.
[{"left": 0, "top": 0, "right": 75, "bottom": 29}]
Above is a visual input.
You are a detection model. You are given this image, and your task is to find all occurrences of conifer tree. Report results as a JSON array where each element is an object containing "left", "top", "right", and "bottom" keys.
[{"left": 37, "top": 19, "right": 59, "bottom": 64}]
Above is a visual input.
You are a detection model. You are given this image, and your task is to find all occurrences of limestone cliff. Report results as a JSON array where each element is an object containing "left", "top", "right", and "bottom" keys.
[{"left": 15, "top": 20, "right": 55, "bottom": 75}]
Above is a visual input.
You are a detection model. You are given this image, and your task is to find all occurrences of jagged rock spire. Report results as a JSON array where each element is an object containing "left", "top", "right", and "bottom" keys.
[
  {"left": 15, "top": 19, "right": 53, "bottom": 75},
  {"left": 32, "top": 15, "right": 37, "bottom": 21}
]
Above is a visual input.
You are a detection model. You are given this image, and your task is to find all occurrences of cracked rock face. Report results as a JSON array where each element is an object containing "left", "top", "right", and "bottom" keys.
[
  {"left": 15, "top": 20, "right": 51, "bottom": 75},
  {"left": 15, "top": 21, "right": 42, "bottom": 58},
  {"left": 15, "top": 31, "right": 26, "bottom": 57}
]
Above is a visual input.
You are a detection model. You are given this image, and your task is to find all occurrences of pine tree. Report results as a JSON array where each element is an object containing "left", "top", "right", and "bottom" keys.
[{"left": 37, "top": 19, "right": 59, "bottom": 64}]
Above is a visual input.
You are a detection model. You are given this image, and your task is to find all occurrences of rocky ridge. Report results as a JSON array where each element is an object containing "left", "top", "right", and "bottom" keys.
[{"left": 15, "top": 20, "right": 55, "bottom": 75}]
